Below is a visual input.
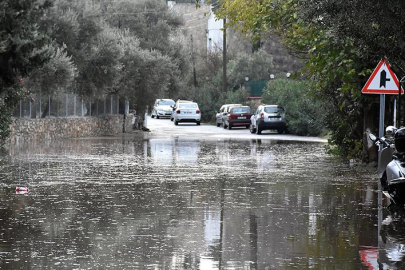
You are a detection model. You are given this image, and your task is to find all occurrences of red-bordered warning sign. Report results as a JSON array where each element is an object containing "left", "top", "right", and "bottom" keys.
[{"left": 362, "top": 59, "right": 404, "bottom": 94}]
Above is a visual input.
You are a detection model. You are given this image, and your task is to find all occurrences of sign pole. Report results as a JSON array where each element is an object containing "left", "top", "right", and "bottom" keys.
[
  {"left": 394, "top": 98, "right": 397, "bottom": 126},
  {"left": 399, "top": 80, "right": 402, "bottom": 127},
  {"left": 379, "top": 94, "right": 385, "bottom": 139}
]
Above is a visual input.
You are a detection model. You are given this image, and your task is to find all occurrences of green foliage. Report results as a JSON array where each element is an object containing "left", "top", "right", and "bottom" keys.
[
  {"left": 25, "top": 44, "right": 76, "bottom": 95},
  {"left": 0, "top": 0, "right": 53, "bottom": 145},
  {"left": 211, "top": 0, "right": 392, "bottom": 158},
  {"left": 0, "top": 99, "right": 12, "bottom": 146},
  {"left": 262, "top": 79, "right": 327, "bottom": 136},
  {"left": 43, "top": 0, "right": 188, "bottom": 113},
  {"left": 227, "top": 49, "right": 273, "bottom": 89},
  {"left": 225, "top": 88, "right": 249, "bottom": 105},
  {"left": 177, "top": 49, "right": 267, "bottom": 123}
]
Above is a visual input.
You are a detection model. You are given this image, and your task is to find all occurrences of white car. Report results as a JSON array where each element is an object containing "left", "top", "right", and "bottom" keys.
[
  {"left": 173, "top": 102, "right": 201, "bottom": 125},
  {"left": 151, "top": 99, "right": 175, "bottom": 119},
  {"left": 170, "top": 99, "right": 193, "bottom": 121}
]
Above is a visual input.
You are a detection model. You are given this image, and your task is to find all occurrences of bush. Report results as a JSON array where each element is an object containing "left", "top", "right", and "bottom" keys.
[{"left": 262, "top": 79, "right": 327, "bottom": 136}]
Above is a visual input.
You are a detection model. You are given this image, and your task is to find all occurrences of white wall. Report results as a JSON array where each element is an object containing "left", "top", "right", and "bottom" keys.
[{"left": 206, "top": 11, "right": 224, "bottom": 52}]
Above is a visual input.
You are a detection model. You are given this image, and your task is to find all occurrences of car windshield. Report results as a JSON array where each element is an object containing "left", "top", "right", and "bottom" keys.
[
  {"left": 179, "top": 103, "right": 198, "bottom": 109},
  {"left": 158, "top": 100, "right": 175, "bottom": 106},
  {"left": 264, "top": 107, "right": 284, "bottom": 114},
  {"left": 232, "top": 107, "right": 250, "bottom": 113}
]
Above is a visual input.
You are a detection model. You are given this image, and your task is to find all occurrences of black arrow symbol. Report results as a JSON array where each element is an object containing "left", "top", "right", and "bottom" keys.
[{"left": 380, "top": 70, "right": 391, "bottom": 88}]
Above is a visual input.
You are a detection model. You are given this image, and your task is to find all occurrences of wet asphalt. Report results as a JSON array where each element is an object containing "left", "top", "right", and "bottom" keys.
[{"left": 0, "top": 116, "right": 400, "bottom": 269}]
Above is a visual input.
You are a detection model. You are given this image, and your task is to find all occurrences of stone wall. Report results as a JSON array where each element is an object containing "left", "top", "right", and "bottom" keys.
[{"left": 7, "top": 114, "right": 135, "bottom": 144}]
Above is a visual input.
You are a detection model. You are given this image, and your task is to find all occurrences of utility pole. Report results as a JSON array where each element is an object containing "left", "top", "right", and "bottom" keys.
[
  {"left": 222, "top": 18, "right": 227, "bottom": 102},
  {"left": 191, "top": 35, "right": 197, "bottom": 87}
]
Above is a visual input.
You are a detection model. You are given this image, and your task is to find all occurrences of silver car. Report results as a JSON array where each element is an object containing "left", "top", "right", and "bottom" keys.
[
  {"left": 173, "top": 102, "right": 201, "bottom": 125},
  {"left": 250, "top": 105, "right": 287, "bottom": 134},
  {"left": 151, "top": 99, "right": 175, "bottom": 119},
  {"left": 215, "top": 104, "right": 242, "bottom": 127}
]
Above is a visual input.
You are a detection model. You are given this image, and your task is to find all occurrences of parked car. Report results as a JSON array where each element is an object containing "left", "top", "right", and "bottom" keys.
[
  {"left": 170, "top": 100, "right": 193, "bottom": 121},
  {"left": 173, "top": 102, "right": 201, "bottom": 125},
  {"left": 215, "top": 104, "right": 242, "bottom": 127},
  {"left": 250, "top": 105, "right": 287, "bottom": 134},
  {"left": 151, "top": 99, "right": 175, "bottom": 119},
  {"left": 223, "top": 106, "right": 252, "bottom": 129}
]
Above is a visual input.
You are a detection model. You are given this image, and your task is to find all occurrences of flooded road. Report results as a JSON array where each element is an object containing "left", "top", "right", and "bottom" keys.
[{"left": 0, "top": 119, "right": 399, "bottom": 269}]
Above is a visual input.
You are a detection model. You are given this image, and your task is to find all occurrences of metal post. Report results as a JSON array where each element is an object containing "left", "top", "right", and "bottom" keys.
[
  {"left": 39, "top": 97, "right": 42, "bottom": 118},
  {"left": 81, "top": 99, "right": 84, "bottom": 116},
  {"left": 379, "top": 94, "right": 385, "bottom": 139},
  {"left": 399, "top": 80, "right": 402, "bottom": 127},
  {"left": 74, "top": 94, "right": 76, "bottom": 117},
  {"left": 66, "top": 94, "right": 68, "bottom": 117},
  {"left": 110, "top": 96, "right": 113, "bottom": 115},
  {"left": 394, "top": 98, "right": 397, "bottom": 126},
  {"left": 29, "top": 99, "right": 32, "bottom": 118},
  {"left": 222, "top": 18, "right": 227, "bottom": 102},
  {"left": 144, "top": 107, "right": 148, "bottom": 128},
  {"left": 48, "top": 96, "right": 51, "bottom": 117},
  {"left": 19, "top": 100, "right": 22, "bottom": 118}
]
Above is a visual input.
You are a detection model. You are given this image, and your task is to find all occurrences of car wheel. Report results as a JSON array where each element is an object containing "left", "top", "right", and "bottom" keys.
[
  {"left": 246, "top": 125, "right": 249, "bottom": 129},
  {"left": 249, "top": 124, "right": 256, "bottom": 134},
  {"left": 277, "top": 128, "right": 283, "bottom": 134},
  {"left": 197, "top": 122, "right": 200, "bottom": 126},
  {"left": 257, "top": 127, "right": 262, "bottom": 135},
  {"left": 156, "top": 115, "right": 160, "bottom": 119},
  {"left": 151, "top": 114, "right": 155, "bottom": 118},
  {"left": 174, "top": 120, "right": 178, "bottom": 125}
]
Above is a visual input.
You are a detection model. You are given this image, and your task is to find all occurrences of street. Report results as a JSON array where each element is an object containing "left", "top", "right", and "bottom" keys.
[
  {"left": 0, "top": 117, "right": 395, "bottom": 269},
  {"left": 145, "top": 116, "right": 328, "bottom": 143}
]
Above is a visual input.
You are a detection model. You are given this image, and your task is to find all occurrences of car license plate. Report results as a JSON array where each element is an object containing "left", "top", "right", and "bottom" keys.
[
  {"left": 268, "top": 117, "right": 277, "bottom": 121},
  {"left": 238, "top": 117, "right": 246, "bottom": 119},
  {"left": 184, "top": 111, "right": 192, "bottom": 114}
]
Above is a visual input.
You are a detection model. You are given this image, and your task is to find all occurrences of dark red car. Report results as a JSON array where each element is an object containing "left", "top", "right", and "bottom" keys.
[{"left": 223, "top": 106, "right": 252, "bottom": 129}]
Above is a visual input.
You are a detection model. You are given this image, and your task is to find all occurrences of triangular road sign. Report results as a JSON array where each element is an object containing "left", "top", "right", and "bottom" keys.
[{"left": 362, "top": 59, "right": 404, "bottom": 94}]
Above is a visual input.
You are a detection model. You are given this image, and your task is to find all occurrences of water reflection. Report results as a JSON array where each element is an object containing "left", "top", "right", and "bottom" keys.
[
  {"left": 377, "top": 206, "right": 405, "bottom": 269},
  {"left": 149, "top": 138, "right": 201, "bottom": 164},
  {"left": 0, "top": 137, "right": 380, "bottom": 269}
]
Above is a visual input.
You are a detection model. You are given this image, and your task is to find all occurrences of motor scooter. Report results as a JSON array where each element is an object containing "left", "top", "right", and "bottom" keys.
[{"left": 369, "top": 126, "right": 405, "bottom": 205}]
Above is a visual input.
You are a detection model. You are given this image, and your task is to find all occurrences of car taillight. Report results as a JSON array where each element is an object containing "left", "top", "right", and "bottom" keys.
[
  {"left": 260, "top": 113, "right": 264, "bottom": 119},
  {"left": 176, "top": 110, "right": 180, "bottom": 114},
  {"left": 196, "top": 110, "right": 200, "bottom": 114}
]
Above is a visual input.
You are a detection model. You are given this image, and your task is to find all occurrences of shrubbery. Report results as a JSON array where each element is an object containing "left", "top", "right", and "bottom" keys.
[{"left": 262, "top": 79, "right": 327, "bottom": 136}]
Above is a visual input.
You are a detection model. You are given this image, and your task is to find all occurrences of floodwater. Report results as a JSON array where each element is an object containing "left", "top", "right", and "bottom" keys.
[{"left": 0, "top": 135, "right": 399, "bottom": 269}]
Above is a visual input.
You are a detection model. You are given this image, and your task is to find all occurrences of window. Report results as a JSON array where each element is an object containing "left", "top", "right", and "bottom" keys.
[
  {"left": 158, "top": 100, "right": 175, "bottom": 106},
  {"left": 232, "top": 107, "right": 250, "bottom": 113},
  {"left": 264, "top": 107, "right": 284, "bottom": 114},
  {"left": 179, "top": 103, "right": 198, "bottom": 109}
]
